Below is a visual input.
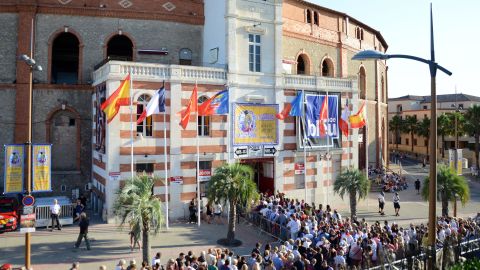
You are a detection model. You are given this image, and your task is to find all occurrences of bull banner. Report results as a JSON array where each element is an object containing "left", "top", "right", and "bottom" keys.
[
  {"left": 3, "top": 144, "right": 25, "bottom": 194},
  {"left": 232, "top": 103, "right": 279, "bottom": 146},
  {"left": 448, "top": 149, "right": 455, "bottom": 170},
  {"left": 32, "top": 144, "right": 52, "bottom": 192},
  {"left": 456, "top": 149, "right": 462, "bottom": 175},
  {"left": 298, "top": 93, "right": 339, "bottom": 149}
]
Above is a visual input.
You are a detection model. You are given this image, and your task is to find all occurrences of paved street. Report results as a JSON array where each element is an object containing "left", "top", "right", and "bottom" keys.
[{"left": 2, "top": 158, "right": 480, "bottom": 269}]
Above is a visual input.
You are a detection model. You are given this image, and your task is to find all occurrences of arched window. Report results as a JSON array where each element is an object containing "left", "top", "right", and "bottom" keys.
[
  {"left": 107, "top": 34, "right": 133, "bottom": 61},
  {"left": 198, "top": 96, "right": 210, "bottom": 136},
  {"left": 321, "top": 58, "right": 334, "bottom": 77},
  {"left": 296, "top": 54, "right": 310, "bottom": 75},
  {"left": 50, "top": 110, "right": 78, "bottom": 170},
  {"left": 136, "top": 94, "right": 153, "bottom": 137},
  {"left": 179, "top": 48, "right": 192, "bottom": 65},
  {"left": 51, "top": 32, "right": 79, "bottom": 84},
  {"left": 314, "top": 11, "right": 319, "bottom": 25},
  {"left": 306, "top": 9, "right": 312, "bottom": 24},
  {"left": 360, "top": 29, "right": 364, "bottom": 40},
  {"left": 359, "top": 67, "right": 366, "bottom": 99}
]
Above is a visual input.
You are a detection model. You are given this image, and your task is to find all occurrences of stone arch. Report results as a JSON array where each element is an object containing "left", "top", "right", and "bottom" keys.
[
  {"left": 359, "top": 66, "right": 366, "bottom": 99},
  {"left": 47, "top": 28, "right": 84, "bottom": 84},
  {"left": 103, "top": 32, "right": 137, "bottom": 61},
  {"left": 45, "top": 105, "right": 81, "bottom": 171},
  {"left": 320, "top": 56, "right": 335, "bottom": 77},
  {"left": 106, "top": 34, "right": 134, "bottom": 61},
  {"left": 295, "top": 52, "right": 311, "bottom": 75}
]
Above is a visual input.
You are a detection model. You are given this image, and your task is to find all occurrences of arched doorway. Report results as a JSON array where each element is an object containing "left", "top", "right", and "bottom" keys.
[
  {"left": 51, "top": 32, "right": 80, "bottom": 84},
  {"left": 107, "top": 34, "right": 133, "bottom": 61},
  {"left": 297, "top": 54, "right": 309, "bottom": 75},
  {"left": 321, "top": 58, "right": 334, "bottom": 77}
]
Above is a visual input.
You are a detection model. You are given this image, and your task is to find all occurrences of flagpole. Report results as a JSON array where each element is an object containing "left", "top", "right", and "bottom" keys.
[
  {"left": 226, "top": 87, "right": 231, "bottom": 163},
  {"left": 196, "top": 82, "right": 201, "bottom": 227},
  {"left": 325, "top": 91, "right": 330, "bottom": 205},
  {"left": 162, "top": 77, "right": 169, "bottom": 230},
  {"left": 130, "top": 70, "right": 134, "bottom": 179},
  {"left": 302, "top": 89, "right": 308, "bottom": 204}
]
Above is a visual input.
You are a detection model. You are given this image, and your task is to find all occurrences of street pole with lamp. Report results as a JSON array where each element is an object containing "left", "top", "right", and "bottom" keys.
[
  {"left": 351, "top": 4, "right": 452, "bottom": 269},
  {"left": 18, "top": 18, "right": 43, "bottom": 269}
]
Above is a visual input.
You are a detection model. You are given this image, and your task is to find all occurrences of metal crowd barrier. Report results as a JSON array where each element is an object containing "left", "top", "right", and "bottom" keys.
[
  {"left": 248, "top": 212, "right": 290, "bottom": 242},
  {"left": 35, "top": 204, "right": 74, "bottom": 228}
]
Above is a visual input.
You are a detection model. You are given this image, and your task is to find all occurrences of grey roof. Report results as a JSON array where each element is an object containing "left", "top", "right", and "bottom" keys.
[{"left": 389, "top": 93, "right": 480, "bottom": 103}]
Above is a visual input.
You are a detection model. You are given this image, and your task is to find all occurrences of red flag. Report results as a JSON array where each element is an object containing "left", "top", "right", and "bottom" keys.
[
  {"left": 179, "top": 85, "right": 198, "bottom": 129},
  {"left": 276, "top": 103, "right": 292, "bottom": 120},
  {"left": 319, "top": 95, "right": 328, "bottom": 136}
]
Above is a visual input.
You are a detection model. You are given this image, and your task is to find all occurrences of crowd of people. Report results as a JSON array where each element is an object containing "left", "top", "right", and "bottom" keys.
[{"left": 369, "top": 166, "right": 408, "bottom": 193}]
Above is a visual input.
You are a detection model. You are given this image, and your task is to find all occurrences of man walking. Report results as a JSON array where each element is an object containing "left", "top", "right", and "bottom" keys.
[
  {"left": 50, "top": 199, "right": 61, "bottom": 231},
  {"left": 393, "top": 192, "right": 400, "bottom": 216},
  {"left": 415, "top": 179, "right": 421, "bottom": 195},
  {"left": 74, "top": 212, "right": 91, "bottom": 250},
  {"left": 378, "top": 191, "right": 385, "bottom": 216}
]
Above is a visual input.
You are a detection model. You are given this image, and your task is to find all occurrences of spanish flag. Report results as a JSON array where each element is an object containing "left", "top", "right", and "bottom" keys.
[
  {"left": 101, "top": 74, "right": 131, "bottom": 123},
  {"left": 349, "top": 101, "right": 366, "bottom": 129},
  {"left": 179, "top": 85, "right": 198, "bottom": 129}
]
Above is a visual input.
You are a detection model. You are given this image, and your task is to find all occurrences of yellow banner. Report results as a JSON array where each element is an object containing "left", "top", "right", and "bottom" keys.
[
  {"left": 33, "top": 144, "right": 52, "bottom": 192},
  {"left": 232, "top": 104, "right": 278, "bottom": 146},
  {"left": 4, "top": 145, "right": 24, "bottom": 193}
]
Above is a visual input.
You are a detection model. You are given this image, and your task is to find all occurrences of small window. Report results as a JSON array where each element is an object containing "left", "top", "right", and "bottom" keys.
[
  {"left": 424, "top": 140, "right": 428, "bottom": 146},
  {"left": 397, "top": 105, "right": 402, "bottom": 112},
  {"left": 423, "top": 105, "right": 428, "bottom": 109},
  {"left": 198, "top": 96, "right": 210, "bottom": 136},
  {"left": 69, "top": 118, "right": 76, "bottom": 126},
  {"left": 406, "top": 138, "right": 409, "bottom": 145},
  {"left": 61, "top": 185, "right": 67, "bottom": 192},
  {"left": 136, "top": 94, "right": 153, "bottom": 137},
  {"left": 136, "top": 163, "right": 154, "bottom": 174},
  {"left": 179, "top": 48, "right": 192, "bottom": 65},
  {"left": 306, "top": 10, "right": 312, "bottom": 24},
  {"left": 248, "top": 34, "right": 261, "bottom": 72},
  {"left": 413, "top": 139, "right": 417, "bottom": 146},
  {"left": 458, "top": 104, "right": 464, "bottom": 109},
  {"left": 314, "top": 12, "right": 319, "bottom": 25}
]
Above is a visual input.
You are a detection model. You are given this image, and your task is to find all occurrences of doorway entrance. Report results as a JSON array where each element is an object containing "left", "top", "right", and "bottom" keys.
[{"left": 240, "top": 158, "right": 275, "bottom": 196}]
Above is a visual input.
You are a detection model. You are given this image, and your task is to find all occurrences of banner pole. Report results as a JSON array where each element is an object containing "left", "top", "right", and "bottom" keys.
[
  {"left": 130, "top": 70, "right": 134, "bottom": 179},
  {"left": 325, "top": 91, "right": 330, "bottom": 205},
  {"left": 196, "top": 82, "right": 201, "bottom": 227},
  {"left": 302, "top": 89, "right": 307, "bottom": 204},
  {"left": 163, "top": 76, "right": 169, "bottom": 230}
]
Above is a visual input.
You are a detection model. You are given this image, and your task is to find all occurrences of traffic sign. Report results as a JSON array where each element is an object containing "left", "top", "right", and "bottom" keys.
[
  {"left": 23, "top": 206, "right": 34, "bottom": 215},
  {"left": 248, "top": 146, "right": 263, "bottom": 157},
  {"left": 233, "top": 146, "right": 248, "bottom": 158},
  {"left": 22, "top": 195, "right": 35, "bottom": 206},
  {"left": 263, "top": 146, "right": 277, "bottom": 156}
]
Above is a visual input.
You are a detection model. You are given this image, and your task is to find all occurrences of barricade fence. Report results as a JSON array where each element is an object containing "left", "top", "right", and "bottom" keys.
[
  {"left": 35, "top": 204, "right": 74, "bottom": 228},
  {"left": 247, "top": 211, "right": 290, "bottom": 242}
]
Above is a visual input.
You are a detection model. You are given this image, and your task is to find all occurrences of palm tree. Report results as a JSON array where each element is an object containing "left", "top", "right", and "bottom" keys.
[
  {"left": 438, "top": 114, "right": 452, "bottom": 158},
  {"left": 114, "top": 174, "right": 164, "bottom": 263},
  {"left": 464, "top": 105, "right": 480, "bottom": 170},
  {"left": 402, "top": 115, "right": 418, "bottom": 153},
  {"left": 417, "top": 117, "right": 430, "bottom": 159},
  {"left": 389, "top": 115, "right": 403, "bottom": 150},
  {"left": 333, "top": 168, "right": 370, "bottom": 219},
  {"left": 447, "top": 111, "right": 465, "bottom": 147},
  {"left": 422, "top": 165, "right": 470, "bottom": 216},
  {"left": 207, "top": 162, "right": 260, "bottom": 246}
]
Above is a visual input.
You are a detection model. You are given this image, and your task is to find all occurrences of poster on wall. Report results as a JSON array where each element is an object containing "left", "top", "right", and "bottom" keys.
[
  {"left": 95, "top": 84, "right": 107, "bottom": 154},
  {"left": 232, "top": 103, "right": 279, "bottom": 146},
  {"left": 32, "top": 144, "right": 52, "bottom": 192},
  {"left": 3, "top": 144, "right": 24, "bottom": 194},
  {"left": 297, "top": 93, "right": 340, "bottom": 149},
  {"left": 448, "top": 149, "right": 455, "bottom": 170}
]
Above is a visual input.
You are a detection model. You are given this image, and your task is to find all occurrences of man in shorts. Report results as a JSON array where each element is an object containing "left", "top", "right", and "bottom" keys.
[
  {"left": 378, "top": 191, "right": 385, "bottom": 215},
  {"left": 214, "top": 202, "right": 223, "bottom": 224},
  {"left": 393, "top": 192, "right": 401, "bottom": 216}
]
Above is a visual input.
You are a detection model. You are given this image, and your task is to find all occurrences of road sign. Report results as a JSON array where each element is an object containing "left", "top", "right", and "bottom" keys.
[
  {"left": 263, "top": 146, "right": 277, "bottom": 156},
  {"left": 23, "top": 206, "right": 34, "bottom": 215},
  {"left": 295, "top": 163, "right": 305, "bottom": 174},
  {"left": 169, "top": 176, "right": 183, "bottom": 184},
  {"left": 233, "top": 146, "right": 248, "bottom": 158},
  {"left": 248, "top": 146, "right": 263, "bottom": 157},
  {"left": 22, "top": 195, "right": 35, "bottom": 206}
]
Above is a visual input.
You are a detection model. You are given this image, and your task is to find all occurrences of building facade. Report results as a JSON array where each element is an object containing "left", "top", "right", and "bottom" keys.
[
  {"left": 388, "top": 93, "right": 480, "bottom": 166},
  {"left": 1, "top": 0, "right": 388, "bottom": 221}
]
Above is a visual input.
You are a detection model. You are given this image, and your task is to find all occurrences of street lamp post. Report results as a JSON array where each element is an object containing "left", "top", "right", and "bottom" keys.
[
  {"left": 352, "top": 5, "right": 452, "bottom": 269},
  {"left": 19, "top": 54, "right": 42, "bottom": 270}
]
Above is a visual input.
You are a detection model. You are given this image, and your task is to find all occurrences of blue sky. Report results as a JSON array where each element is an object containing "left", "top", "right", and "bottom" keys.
[{"left": 311, "top": 0, "right": 479, "bottom": 98}]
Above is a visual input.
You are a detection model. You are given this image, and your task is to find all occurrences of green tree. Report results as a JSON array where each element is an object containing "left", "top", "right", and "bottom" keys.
[
  {"left": 207, "top": 163, "right": 260, "bottom": 245},
  {"left": 438, "top": 114, "right": 452, "bottom": 158},
  {"left": 464, "top": 105, "right": 480, "bottom": 170},
  {"left": 402, "top": 115, "right": 418, "bottom": 153},
  {"left": 422, "top": 165, "right": 470, "bottom": 216},
  {"left": 417, "top": 117, "right": 430, "bottom": 159},
  {"left": 389, "top": 115, "right": 403, "bottom": 150},
  {"left": 114, "top": 174, "right": 164, "bottom": 263},
  {"left": 333, "top": 168, "right": 370, "bottom": 219},
  {"left": 446, "top": 111, "right": 465, "bottom": 147}
]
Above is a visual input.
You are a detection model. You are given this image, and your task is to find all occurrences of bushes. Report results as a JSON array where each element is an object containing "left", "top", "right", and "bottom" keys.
[{"left": 450, "top": 258, "right": 480, "bottom": 270}]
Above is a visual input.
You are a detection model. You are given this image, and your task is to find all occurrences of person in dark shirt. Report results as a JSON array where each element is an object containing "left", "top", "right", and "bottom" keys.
[
  {"left": 74, "top": 212, "right": 91, "bottom": 250},
  {"left": 293, "top": 256, "right": 305, "bottom": 270}
]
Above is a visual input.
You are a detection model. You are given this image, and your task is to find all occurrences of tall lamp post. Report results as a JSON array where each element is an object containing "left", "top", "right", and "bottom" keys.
[
  {"left": 18, "top": 54, "right": 42, "bottom": 269},
  {"left": 352, "top": 5, "right": 452, "bottom": 269}
]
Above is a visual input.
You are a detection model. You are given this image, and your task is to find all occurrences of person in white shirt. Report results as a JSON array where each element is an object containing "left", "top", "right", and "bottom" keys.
[
  {"left": 287, "top": 215, "right": 300, "bottom": 240},
  {"left": 333, "top": 250, "right": 346, "bottom": 268},
  {"left": 378, "top": 191, "right": 385, "bottom": 215},
  {"left": 214, "top": 203, "right": 223, "bottom": 225},
  {"left": 50, "top": 199, "right": 62, "bottom": 231},
  {"left": 151, "top": 252, "right": 161, "bottom": 268},
  {"left": 115, "top": 259, "right": 126, "bottom": 270},
  {"left": 393, "top": 192, "right": 400, "bottom": 216}
]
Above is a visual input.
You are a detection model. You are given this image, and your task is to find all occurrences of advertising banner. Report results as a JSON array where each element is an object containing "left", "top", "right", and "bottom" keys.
[
  {"left": 198, "top": 169, "right": 211, "bottom": 182},
  {"left": 3, "top": 144, "right": 24, "bottom": 194},
  {"left": 32, "top": 144, "right": 52, "bottom": 192},
  {"left": 294, "top": 163, "right": 305, "bottom": 175},
  {"left": 232, "top": 103, "right": 278, "bottom": 146},
  {"left": 456, "top": 149, "right": 463, "bottom": 175},
  {"left": 448, "top": 149, "right": 455, "bottom": 170},
  {"left": 20, "top": 213, "right": 36, "bottom": 233},
  {"left": 298, "top": 94, "right": 339, "bottom": 148}
]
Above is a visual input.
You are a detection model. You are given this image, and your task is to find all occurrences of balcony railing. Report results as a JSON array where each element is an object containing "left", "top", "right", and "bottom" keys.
[{"left": 283, "top": 74, "right": 357, "bottom": 92}]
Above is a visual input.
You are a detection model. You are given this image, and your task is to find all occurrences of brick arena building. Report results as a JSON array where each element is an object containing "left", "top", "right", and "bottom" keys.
[{"left": 1, "top": 0, "right": 388, "bottom": 221}]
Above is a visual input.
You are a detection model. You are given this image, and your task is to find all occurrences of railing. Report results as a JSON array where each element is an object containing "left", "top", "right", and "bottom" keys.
[
  {"left": 247, "top": 211, "right": 290, "bottom": 242},
  {"left": 283, "top": 74, "right": 356, "bottom": 92},
  {"left": 35, "top": 204, "right": 74, "bottom": 228}
]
